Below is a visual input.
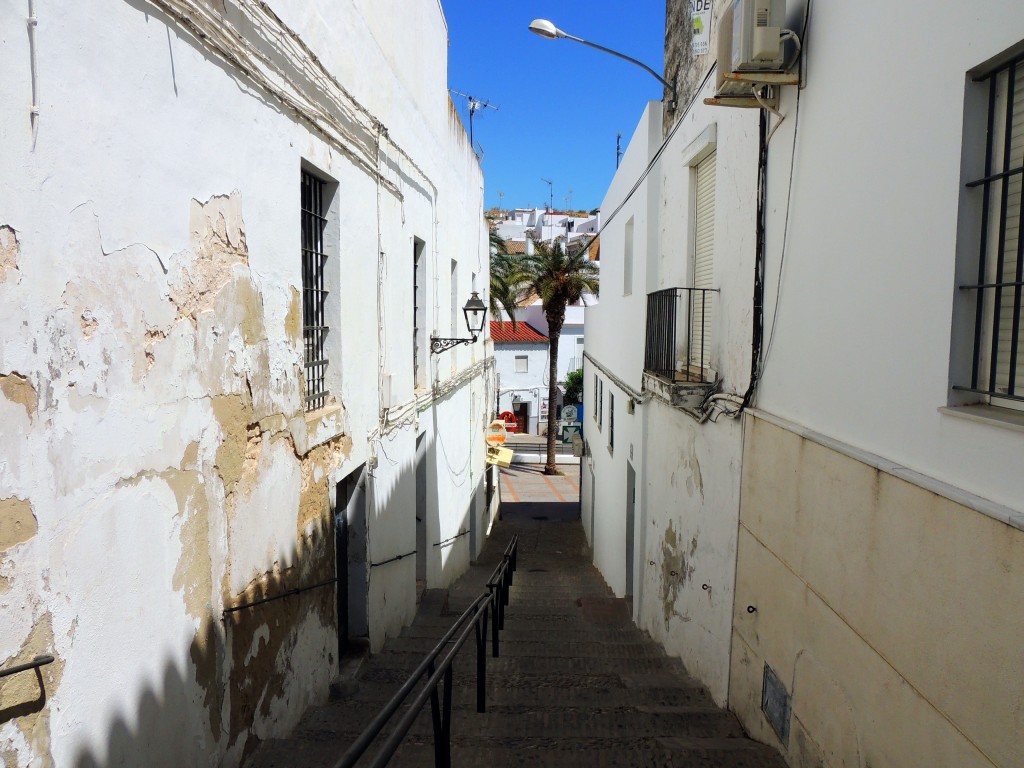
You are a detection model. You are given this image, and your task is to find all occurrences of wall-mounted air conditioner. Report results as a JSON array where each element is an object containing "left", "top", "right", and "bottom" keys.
[
  {"left": 708, "top": 0, "right": 798, "bottom": 108},
  {"left": 731, "top": 0, "right": 785, "bottom": 72}
]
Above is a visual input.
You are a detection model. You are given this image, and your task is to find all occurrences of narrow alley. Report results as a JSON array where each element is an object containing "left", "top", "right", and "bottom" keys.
[{"left": 248, "top": 466, "right": 784, "bottom": 767}]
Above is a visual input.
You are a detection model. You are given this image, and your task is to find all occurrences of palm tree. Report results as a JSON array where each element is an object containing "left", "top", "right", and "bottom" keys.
[
  {"left": 489, "top": 231, "right": 526, "bottom": 328},
  {"left": 520, "top": 239, "right": 600, "bottom": 475}
]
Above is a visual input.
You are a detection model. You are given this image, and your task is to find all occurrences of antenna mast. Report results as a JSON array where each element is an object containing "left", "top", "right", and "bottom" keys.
[
  {"left": 541, "top": 178, "right": 554, "bottom": 212},
  {"left": 449, "top": 89, "right": 498, "bottom": 155}
]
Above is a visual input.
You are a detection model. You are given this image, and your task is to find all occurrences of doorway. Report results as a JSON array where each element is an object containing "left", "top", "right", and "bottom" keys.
[
  {"left": 415, "top": 433, "right": 428, "bottom": 587},
  {"left": 336, "top": 464, "right": 368, "bottom": 658},
  {"left": 625, "top": 462, "right": 636, "bottom": 599},
  {"left": 512, "top": 401, "right": 530, "bottom": 434}
]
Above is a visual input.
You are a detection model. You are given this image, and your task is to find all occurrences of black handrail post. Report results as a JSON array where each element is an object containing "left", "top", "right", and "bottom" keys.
[
  {"left": 475, "top": 607, "right": 488, "bottom": 713},
  {"left": 491, "top": 587, "right": 501, "bottom": 657},
  {"left": 428, "top": 659, "right": 443, "bottom": 766},
  {"left": 502, "top": 557, "right": 511, "bottom": 609},
  {"left": 440, "top": 666, "right": 454, "bottom": 767}
]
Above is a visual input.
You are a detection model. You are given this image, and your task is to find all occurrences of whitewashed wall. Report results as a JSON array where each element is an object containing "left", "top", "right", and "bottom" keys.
[
  {"left": 586, "top": 81, "right": 758, "bottom": 705},
  {"left": 0, "top": 2, "right": 489, "bottom": 766},
  {"left": 755, "top": 2, "right": 1024, "bottom": 511}
]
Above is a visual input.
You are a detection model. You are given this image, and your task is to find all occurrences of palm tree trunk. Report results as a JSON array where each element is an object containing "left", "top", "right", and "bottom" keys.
[{"left": 544, "top": 305, "right": 565, "bottom": 475}]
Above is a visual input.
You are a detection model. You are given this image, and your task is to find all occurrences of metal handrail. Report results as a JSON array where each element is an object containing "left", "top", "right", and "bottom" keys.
[
  {"left": 0, "top": 654, "right": 54, "bottom": 680},
  {"left": 335, "top": 534, "right": 519, "bottom": 768},
  {"left": 221, "top": 578, "right": 338, "bottom": 620}
]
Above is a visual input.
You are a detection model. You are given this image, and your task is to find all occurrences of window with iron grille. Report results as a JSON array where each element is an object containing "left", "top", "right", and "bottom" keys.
[
  {"left": 957, "top": 50, "right": 1024, "bottom": 408},
  {"left": 301, "top": 170, "right": 330, "bottom": 411}
]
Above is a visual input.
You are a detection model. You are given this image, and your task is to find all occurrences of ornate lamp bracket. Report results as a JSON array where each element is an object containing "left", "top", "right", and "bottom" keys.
[{"left": 430, "top": 336, "right": 477, "bottom": 354}]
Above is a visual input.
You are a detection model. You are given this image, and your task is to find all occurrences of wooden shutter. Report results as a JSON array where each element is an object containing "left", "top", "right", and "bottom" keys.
[{"left": 690, "top": 151, "right": 716, "bottom": 370}]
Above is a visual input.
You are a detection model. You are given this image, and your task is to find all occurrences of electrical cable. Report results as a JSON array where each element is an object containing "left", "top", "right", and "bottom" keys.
[
  {"left": 738, "top": 0, "right": 811, "bottom": 411},
  {"left": 759, "top": 2, "right": 812, "bottom": 378}
]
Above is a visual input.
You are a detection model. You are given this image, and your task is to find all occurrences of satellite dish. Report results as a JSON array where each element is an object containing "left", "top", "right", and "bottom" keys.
[{"left": 562, "top": 405, "right": 578, "bottom": 422}]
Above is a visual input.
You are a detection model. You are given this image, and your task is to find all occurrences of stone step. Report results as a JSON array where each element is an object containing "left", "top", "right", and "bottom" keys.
[
  {"left": 383, "top": 636, "right": 669, "bottom": 659},
  {"left": 244, "top": 511, "right": 783, "bottom": 768},
  {"left": 347, "top": 680, "right": 716, "bottom": 709},
  {"left": 292, "top": 700, "right": 745, "bottom": 740},
  {"left": 397, "top": 624, "right": 648, "bottom": 643},
  {"left": 249, "top": 734, "right": 785, "bottom": 768},
  {"left": 364, "top": 652, "right": 687, "bottom": 677}
]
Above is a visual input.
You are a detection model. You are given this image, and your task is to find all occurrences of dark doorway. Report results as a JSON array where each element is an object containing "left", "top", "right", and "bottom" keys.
[
  {"left": 512, "top": 401, "right": 530, "bottom": 434},
  {"left": 625, "top": 462, "right": 636, "bottom": 599},
  {"left": 415, "top": 433, "right": 427, "bottom": 587},
  {"left": 336, "top": 465, "right": 368, "bottom": 658}
]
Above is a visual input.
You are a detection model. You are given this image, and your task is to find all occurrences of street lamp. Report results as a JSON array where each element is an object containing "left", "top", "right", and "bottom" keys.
[
  {"left": 528, "top": 19, "right": 677, "bottom": 109},
  {"left": 431, "top": 292, "right": 487, "bottom": 354}
]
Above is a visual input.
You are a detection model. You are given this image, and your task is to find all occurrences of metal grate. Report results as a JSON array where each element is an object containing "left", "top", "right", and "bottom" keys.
[
  {"left": 644, "top": 287, "right": 718, "bottom": 383},
  {"left": 957, "top": 53, "right": 1024, "bottom": 403},
  {"left": 301, "top": 170, "right": 330, "bottom": 411}
]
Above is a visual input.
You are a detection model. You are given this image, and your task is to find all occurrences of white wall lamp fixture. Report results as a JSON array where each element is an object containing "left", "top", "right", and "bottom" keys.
[
  {"left": 431, "top": 292, "right": 487, "bottom": 354},
  {"left": 528, "top": 19, "right": 677, "bottom": 109}
]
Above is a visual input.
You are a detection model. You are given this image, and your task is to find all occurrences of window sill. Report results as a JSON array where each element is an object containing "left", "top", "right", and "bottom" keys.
[
  {"left": 292, "top": 403, "right": 346, "bottom": 455},
  {"left": 938, "top": 404, "right": 1024, "bottom": 435}
]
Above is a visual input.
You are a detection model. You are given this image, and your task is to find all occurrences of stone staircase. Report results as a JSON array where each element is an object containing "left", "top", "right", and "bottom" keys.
[{"left": 247, "top": 518, "right": 785, "bottom": 768}]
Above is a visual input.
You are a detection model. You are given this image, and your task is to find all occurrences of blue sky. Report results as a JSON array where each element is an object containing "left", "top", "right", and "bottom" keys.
[{"left": 442, "top": 1, "right": 666, "bottom": 213}]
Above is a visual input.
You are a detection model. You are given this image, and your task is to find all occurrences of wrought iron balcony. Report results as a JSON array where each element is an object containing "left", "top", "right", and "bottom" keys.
[{"left": 644, "top": 287, "right": 717, "bottom": 387}]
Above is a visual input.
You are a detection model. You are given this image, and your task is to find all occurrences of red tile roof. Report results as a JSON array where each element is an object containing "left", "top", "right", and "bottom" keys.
[{"left": 490, "top": 321, "right": 548, "bottom": 343}]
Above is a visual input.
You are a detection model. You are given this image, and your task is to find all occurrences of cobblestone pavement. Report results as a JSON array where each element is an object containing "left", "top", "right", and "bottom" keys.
[{"left": 248, "top": 473, "right": 785, "bottom": 768}]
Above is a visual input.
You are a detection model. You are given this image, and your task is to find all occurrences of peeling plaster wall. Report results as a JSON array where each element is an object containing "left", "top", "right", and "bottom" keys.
[{"left": 0, "top": 2, "right": 489, "bottom": 766}]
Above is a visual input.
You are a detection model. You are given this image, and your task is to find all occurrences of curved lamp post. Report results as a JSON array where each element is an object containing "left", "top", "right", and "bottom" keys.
[
  {"left": 431, "top": 292, "right": 487, "bottom": 354},
  {"left": 528, "top": 19, "right": 677, "bottom": 108}
]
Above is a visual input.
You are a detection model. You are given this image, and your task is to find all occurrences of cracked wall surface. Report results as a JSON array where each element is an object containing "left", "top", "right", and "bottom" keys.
[
  {"left": 0, "top": 191, "right": 351, "bottom": 767},
  {"left": 0, "top": 2, "right": 489, "bottom": 766}
]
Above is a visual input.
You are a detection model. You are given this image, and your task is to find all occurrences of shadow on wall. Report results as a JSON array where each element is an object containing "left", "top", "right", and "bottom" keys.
[{"left": 62, "top": 505, "right": 339, "bottom": 768}]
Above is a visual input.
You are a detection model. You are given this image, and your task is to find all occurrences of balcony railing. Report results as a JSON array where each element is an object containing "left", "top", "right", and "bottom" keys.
[{"left": 644, "top": 287, "right": 717, "bottom": 384}]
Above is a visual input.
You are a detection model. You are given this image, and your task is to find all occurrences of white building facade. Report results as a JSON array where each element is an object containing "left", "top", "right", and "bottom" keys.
[
  {"left": 0, "top": 2, "right": 493, "bottom": 767},
  {"left": 587, "top": 2, "right": 1024, "bottom": 767}
]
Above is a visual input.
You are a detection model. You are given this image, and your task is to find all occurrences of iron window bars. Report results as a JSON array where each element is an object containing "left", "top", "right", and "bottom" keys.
[
  {"left": 301, "top": 170, "right": 330, "bottom": 411},
  {"left": 957, "top": 52, "right": 1024, "bottom": 403},
  {"left": 644, "top": 287, "right": 718, "bottom": 384}
]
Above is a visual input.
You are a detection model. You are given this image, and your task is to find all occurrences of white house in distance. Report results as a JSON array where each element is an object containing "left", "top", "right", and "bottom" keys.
[
  {"left": 492, "top": 298, "right": 590, "bottom": 435},
  {"left": 0, "top": 3, "right": 493, "bottom": 767},
  {"left": 491, "top": 320, "right": 549, "bottom": 434},
  {"left": 585, "top": 2, "right": 1024, "bottom": 768},
  {"left": 494, "top": 207, "right": 599, "bottom": 247}
]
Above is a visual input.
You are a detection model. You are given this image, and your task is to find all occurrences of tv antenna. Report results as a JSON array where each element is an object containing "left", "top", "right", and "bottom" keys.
[
  {"left": 541, "top": 178, "right": 554, "bottom": 212},
  {"left": 449, "top": 90, "right": 498, "bottom": 154}
]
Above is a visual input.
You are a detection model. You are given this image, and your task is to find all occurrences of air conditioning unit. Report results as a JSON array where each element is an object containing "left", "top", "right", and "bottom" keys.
[
  {"left": 711, "top": 0, "right": 791, "bottom": 105},
  {"left": 732, "top": 0, "right": 785, "bottom": 71}
]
